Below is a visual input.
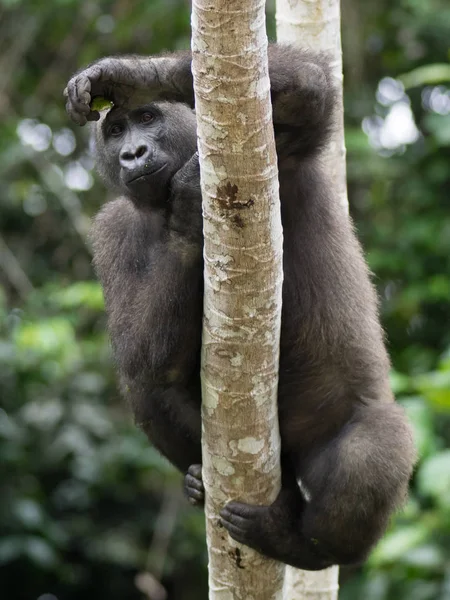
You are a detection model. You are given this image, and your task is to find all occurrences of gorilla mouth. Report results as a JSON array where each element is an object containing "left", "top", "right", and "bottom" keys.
[{"left": 126, "top": 164, "right": 167, "bottom": 184}]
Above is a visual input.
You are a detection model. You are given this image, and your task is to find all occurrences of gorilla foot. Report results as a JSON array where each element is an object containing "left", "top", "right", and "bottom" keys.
[
  {"left": 220, "top": 501, "right": 333, "bottom": 570},
  {"left": 220, "top": 502, "right": 268, "bottom": 549}
]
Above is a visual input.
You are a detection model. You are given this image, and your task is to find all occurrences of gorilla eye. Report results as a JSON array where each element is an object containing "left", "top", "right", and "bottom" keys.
[
  {"left": 141, "top": 112, "right": 154, "bottom": 124},
  {"left": 109, "top": 124, "right": 123, "bottom": 136}
]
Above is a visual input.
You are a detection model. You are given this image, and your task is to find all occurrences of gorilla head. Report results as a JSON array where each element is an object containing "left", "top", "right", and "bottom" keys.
[{"left": 94, "top": 101, "right": 197, "bottom": 208}]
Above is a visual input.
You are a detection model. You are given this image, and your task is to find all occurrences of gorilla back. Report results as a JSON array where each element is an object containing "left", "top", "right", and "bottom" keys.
[{"left": 65, "top": 44, "right": 416, "bottom": 571}]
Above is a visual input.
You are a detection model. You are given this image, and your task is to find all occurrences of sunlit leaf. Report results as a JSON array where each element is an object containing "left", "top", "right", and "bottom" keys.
[
  {"left": 423, "top": 114, "right": 450, "bottom": 146},
  {"left": 53, "top": 282, "right": 105, "bottom": 311},
  {"left": 91, "top": 97, "right": 114, "bottom": 112},
  {"left": 390, "top": 370, "right": 411, "bottom": 394},
  {"left": 369, "top": 522, "right": 432, "bottom": 565},
  {"left": 399, "top": 64, "right": 450, "bottom": 89},
  {"left": 401, "top": 396, "right": 436, "bottom": 457},
  {"left": 417, "top": 450, "right": 450, "bottom": 506},
  {"left": 415, "top": 371, "right": 450, "bottom": 410},
  {"left": 400, "top": 544, "right": 445, "bottom": 570},
  {"left": 15, "top": 318, "right": 76, "bottom": 355}
]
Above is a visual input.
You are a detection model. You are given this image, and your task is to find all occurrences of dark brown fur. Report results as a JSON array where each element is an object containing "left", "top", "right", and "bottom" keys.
[{"left": 65, "top": 44, "right": 416, "bottom": 570}]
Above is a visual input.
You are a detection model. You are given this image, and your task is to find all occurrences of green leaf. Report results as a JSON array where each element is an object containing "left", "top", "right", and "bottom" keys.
[
  {"left": 15, "top": 318, "right": 75, "bottom": 355},
  {"left": 401, "top": 396, "right": 436, "bottom": 457},
  {"left": 414, "top": 371, "right": 450, "bottom": 411},
  {"left": 24, "top": 536, "right": 58, "bottom": 567},
  {"left": 423, "top": 114, "right": 450, "bottom": 146},
  {"left": 417, "top": 450, "right": 450, "bottom": 506},
  {"left": 399, "top": 64, "right": 450, "bottom": 89},
  {"left": 400, "top": 544, "right": 445, "bottom": 570},
  {"left": 53, "top": 281, "right": 105, "bottom": 311},
  {"left": 14, "top": 499, "right": 44, "bottom": 528},
  {"left": 0, "top": 537, "right": 22, "bottom": 565},
  {"left": 390, "top": 370, "right": 411, "bottom": 394},
  {"left": 91, "top": 97, "right": 113, "bottom": 112},
  {"left": 369, "top": 522, "right": 431, "bottom": 565}
]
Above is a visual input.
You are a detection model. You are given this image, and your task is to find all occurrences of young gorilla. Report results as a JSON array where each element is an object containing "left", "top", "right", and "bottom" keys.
[{"left": 65, "top": 45, "right": 416, "bottom": 571}]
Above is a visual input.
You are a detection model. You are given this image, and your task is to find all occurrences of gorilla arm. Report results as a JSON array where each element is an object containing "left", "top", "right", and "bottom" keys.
[
  {"left": 91, "top": 156, "right": 203, "bottom": 473},
  {"left": 64, "top": 52, "right": 194, "bottom": 125},
  {"left": 65, "top": 44, "right": 334, "bottom": 143}
]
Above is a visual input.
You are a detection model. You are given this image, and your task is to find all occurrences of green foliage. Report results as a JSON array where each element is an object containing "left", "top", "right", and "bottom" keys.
[
  {"left": 400, "top": 64, "right": 450, "bottom": 89},
  {"left": 0, "top": 286, "right": 207, "bottom": 599},
  {"left": 0, "top": 0, "right": 449, "bottom": 598},
  {"left": 424, "top": 114, "right": 450, "bottom": 146},
  {"left": 354, "top": 359, "right": 450, "bottom": 596}
]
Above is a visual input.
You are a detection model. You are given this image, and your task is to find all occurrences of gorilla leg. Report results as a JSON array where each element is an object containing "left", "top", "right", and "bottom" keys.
[{"left": 220, "top": 403, "right": 415, "bottom": 569}]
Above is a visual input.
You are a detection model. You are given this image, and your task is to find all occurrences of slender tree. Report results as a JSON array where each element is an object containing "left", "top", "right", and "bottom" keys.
[
  {"left": 276, "top": 0, "right": 344, "bottom": 597},
  {"left": 191, "top": 0, "right": 285, "bottom": 598}
]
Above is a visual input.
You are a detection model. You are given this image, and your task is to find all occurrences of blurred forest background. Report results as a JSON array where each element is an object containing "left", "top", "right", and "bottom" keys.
[{"left": 0, "top": 0, "right": 449, "bottom": 599}]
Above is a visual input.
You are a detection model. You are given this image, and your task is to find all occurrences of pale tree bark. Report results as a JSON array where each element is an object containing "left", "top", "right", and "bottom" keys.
[
  {"left": 191, "top": 1, "right": 285, "bottom": 599},
  {"left": 283, "top": 568, "right": 339, "bottom": 600},
  {"left": 276, "top": 0, "right": 344, "bottom": 598}
]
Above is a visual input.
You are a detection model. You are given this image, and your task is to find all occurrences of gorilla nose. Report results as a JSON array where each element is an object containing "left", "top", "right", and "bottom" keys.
[{"left": 120, "top": 144, "right": 151, "bottom": 169}]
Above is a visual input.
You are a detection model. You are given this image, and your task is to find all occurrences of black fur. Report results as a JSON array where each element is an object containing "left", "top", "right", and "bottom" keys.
[{"left": 65, "top": 44, "right": 416, "bottom": 570}]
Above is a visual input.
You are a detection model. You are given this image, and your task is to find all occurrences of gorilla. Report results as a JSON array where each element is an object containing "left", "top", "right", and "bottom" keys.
[{"left": 65, "top": 44, "right": 416, "bottom": 570}]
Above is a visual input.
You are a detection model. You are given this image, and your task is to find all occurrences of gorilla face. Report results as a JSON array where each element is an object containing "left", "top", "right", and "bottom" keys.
[{"left": 95, "top": 101, "right": 198, "bottom": 208}]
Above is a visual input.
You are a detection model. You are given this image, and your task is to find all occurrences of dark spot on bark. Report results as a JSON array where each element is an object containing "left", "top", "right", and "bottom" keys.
[
  {"left": 234, "top": 547, "right": 245, "bottom": 569},
  {"left": 228, "top": 548, "right": 245, "bottom": 569},
  {"left": 216, "top": 182, "right": 254, "bottom": 210},
  {"left": 217, "top": 182, "right": 238, "bottom": 207},
  {"left": 227, "top": 547, "right": 244, "bottom": 569},
  {"left": 232, "top": 214, "right": 244, "bottom": 228}
]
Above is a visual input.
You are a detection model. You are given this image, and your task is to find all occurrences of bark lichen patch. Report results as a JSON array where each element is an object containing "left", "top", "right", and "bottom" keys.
[
  {"left": 237, "top": 436, "right": 265, "bottom": 455},
  {"left": 212, "top": 455, "right": 236, "bottom": 476}
]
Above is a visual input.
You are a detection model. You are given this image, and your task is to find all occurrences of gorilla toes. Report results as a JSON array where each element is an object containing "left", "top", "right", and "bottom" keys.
[
  {"left": 220, "top": 500, "right": 334, "bottom": 570},
  {"left": 220, "top": 502, "right": 268, "bottom": 550},
  {"left": 184, "top": 463, "right": 204, "bottom": 506}
]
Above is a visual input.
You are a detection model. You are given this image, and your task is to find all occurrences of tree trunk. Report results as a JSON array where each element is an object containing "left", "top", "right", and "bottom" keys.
[
  {"left": 191, "top": 1, "right": 284, "bottom": 598},
  {"left": 283, "top": 568, "right": 339, "bottom": 600},
  {"left": 276, "top": 0, "right": 344, "bottom": 598}
]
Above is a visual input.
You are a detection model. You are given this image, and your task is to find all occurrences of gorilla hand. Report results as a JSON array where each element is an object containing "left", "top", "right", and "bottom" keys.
[
  {"left": 64, "top": 58, "right": 144, "bottom": 125},
  {"left": 64, "top": 54, "right": 194, "bottom": 126}
]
